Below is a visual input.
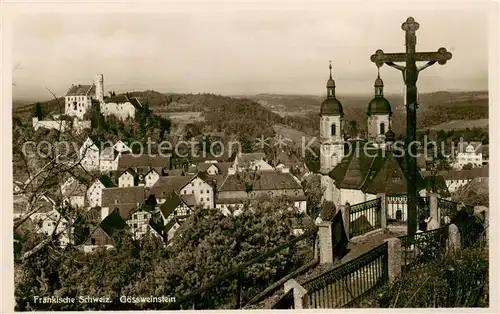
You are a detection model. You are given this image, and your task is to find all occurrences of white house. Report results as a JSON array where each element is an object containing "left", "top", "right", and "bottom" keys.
[
  {"left": 126, "top": 209, "right": 163, "bottom": 240},
  {"left": 118, "top": 169, "right": 136, "bottom": 188},
  {"left": 61, "top": 176, "right": 87, "bottom": 208},
  {"left": 101, "top": 94, "right": 140, "bottom": 121},
  {"left": 441, "top": 166, "right": 489, "bottom": 193},
  {"left": 30, "top": 196, "right": 70, "bottom": 247},
  {"left": 87, "top": 177, "right": 115, "bottom": 207},
  {"left": 144, "top": 169, "right": 160, "bottom": 188},
  {"left": 150, "top": 175, "right": 214, "bottom": 209},
  {"left": 80, "top": 137, "right": 100, "bottom": 171},
  {"left": 113, "top": 140, "right": 131, "bottom": 154},
  {"left": 452, "top": 141, "right": 483, "bottom": 169},
  {"left": 99, "top": 146, "right": 119, "bottom": 172},
  {"left": 233, "top": 152, "right": 274, "bottom": 172}
]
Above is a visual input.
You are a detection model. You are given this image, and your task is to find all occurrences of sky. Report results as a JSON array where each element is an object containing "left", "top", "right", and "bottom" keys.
[{"left": 11, "top": 2, "right": 491, "bottom": 102}]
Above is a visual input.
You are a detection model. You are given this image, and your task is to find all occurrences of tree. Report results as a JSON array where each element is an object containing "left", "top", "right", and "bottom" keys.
[
  {"left": 127, "top": 198, "right": 306, "bottom": 309},
  {"left": 302, "top": 174, "right": 324, "bottom": 219},
  {"left": 32, "top": 102, "right": 42, "bottom": 120}
]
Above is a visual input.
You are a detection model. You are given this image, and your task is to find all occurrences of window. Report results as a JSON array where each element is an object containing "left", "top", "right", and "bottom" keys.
[
  {"left": 191, "top": 183, "right": 194, "bottom": 186},
  {"left": 183, "top": 190, "right": 187, "bottom": 194},
  {"left": 91, "top": 238, "right": 96, "bottom": 245},
  {"left": 201, "top": 197, "right": 204, "bottom": 202},
  {"left": 201, "top": 190, "right": 203, "bottom": 194},
  {"left": 206, "top": 190, "right": 210, "bottom": 194},
  {"left": 380, "top": 122, "right": 385, "bottom": 135},
  {"left": 331, "top": 124, "right": 336, "bottom": 136},
  {"left": 133, "top": 223, "right": 137, "bottom": 228}
]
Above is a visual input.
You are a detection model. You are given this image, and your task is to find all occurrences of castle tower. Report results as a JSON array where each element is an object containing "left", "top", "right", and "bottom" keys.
[
  {"left": 320, "top": 62, "right": 344, "bottom": 202},
  {"left": 94, "top": 74, "right": 104, "bottom": 102},
  {"left": 367, "top": 69, "right": 392, "bottom": 142}
]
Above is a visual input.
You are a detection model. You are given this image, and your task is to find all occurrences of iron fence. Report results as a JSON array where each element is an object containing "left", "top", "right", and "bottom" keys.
[
  {"left": 387, "top": 195, "right": 430, "bottom": 223},
  {"left": 349, "top": 198, "right": 382, "bottom": 237},
  {"left": 398, "top": 226, "right": 448, "bottom": 272},
  {"left": 300, "top": 242, "right": 388, "bottom": 308}
]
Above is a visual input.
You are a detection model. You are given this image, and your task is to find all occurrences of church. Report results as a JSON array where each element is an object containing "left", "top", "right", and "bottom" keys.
[{"left": 319, "top": 62, "right": 426, "bottom": 217}]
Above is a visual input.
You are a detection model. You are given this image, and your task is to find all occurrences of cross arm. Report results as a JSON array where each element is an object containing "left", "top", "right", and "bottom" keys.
[{"left": 370, "top": 48, "right": 452, "bottom": 67}]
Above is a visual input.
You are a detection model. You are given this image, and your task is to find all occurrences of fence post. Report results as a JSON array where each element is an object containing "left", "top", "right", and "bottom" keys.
[
  {"left": 447, "top": 223, "right": 461, "bottom": 254},
  {"left": 284, "top": 279, "right": 308, "bottom": 309},
  {"left": 428, "top": 193, "right": 440, "bottom": 230},
  {"left": 339, "top": 204, "right": 350, "bottom": 241},
  {"left": 316, "top": 221, "right": 334, "bottom": 264},
  {"left": 377, "top": 193, "right": 387, "bottom": 229},
  {"left": 384, "top": 237, "right": 402, "bottom": 283}
]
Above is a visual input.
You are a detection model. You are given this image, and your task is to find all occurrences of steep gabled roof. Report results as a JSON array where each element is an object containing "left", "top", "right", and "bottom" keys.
[
  {"left": 66, "top": 84, "right": 95, "bottom": 97},
  {"left": 159, "top": 192, "right": 183, "bottom": 218},
  {"left": 101, "top": 186, "right": 146, "bottom": 208},
  {"left": 110, "top": 204, "right": 140, "bottom": 220},
  {"left": 149, "top": 175, "right": 195, "bottom": 197},
  {"left": 98, "top": 210, "right": 128, "bottom": 238},
  {"left": 218, "top": 171, "right": 302, "bottom": 192}
]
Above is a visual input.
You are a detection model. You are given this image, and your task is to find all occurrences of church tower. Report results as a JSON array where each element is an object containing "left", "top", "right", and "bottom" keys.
[
  {"left": 367, "top": 69, "right": 392, "bottom": 142},
  {"left": 320, "top": 62, "right": 344, "bottom": 202}
]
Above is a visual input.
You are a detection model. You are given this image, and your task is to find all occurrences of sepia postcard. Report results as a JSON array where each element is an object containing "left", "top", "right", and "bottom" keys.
[{"left": 3, "top": 0, "right": 497, "bottom": 312}]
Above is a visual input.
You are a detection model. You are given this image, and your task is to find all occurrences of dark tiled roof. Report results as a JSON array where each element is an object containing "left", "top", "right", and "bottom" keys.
[
  {"left": 104, "top": 94, "right": 128, "bottom": 104},
  {"left": 117, "top": 154, "right": 171, "bottom": 171},
  {"left": 219, "top": 171, "right": 302, "bottom": 192},
  {"left": 159, "top": 192, "right": 182, "bottom": 218},
  {"left": 197, "top": 163, "right": 218, "bottom": 172},
  {"left": 99, "top": 175, "right": 116, "bottom": 188},
  {"left": 66, "top": 84, "right": 95, "bottom": 97},
  {"left": 101, "top": 186, "right": 146, "bottom": 208},
  {"left": 215, "top": 162, "right": 233, "bottom": 176},
  {"left": 329, "top": 149, "right": 424, "bottom": 195},
  {"left": 180, "top": 194, "right": 197, "bottom": 206},
  {"left": 99, "top": 210, "right": 128, "bottom": 237},
  {"left": 109, "top": 204, "right": 140, "bottom": 220},
  {"left": 149, "top": 175, "right": 195, "bottom": 197}
]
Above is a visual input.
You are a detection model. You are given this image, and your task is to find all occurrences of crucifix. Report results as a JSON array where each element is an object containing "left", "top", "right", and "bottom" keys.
[{"left": 370, "top": 17, "right": 452, "bottom": 239}]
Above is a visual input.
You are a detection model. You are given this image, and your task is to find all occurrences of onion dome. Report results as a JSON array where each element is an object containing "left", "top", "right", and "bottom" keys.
[
  {"left": 385, "top": 128, "right": 395, "bottom": 142},
  {"left": 320, "top": 61, "right": 343, "bottom": 116},
  {"left": 367, "top": 70, "right": 392, "bottom": 115}
]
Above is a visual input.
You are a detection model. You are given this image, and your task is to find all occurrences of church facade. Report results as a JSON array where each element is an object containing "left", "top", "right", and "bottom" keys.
[{"left": 319, "top": 64, "right": 425, "bottom": 218}]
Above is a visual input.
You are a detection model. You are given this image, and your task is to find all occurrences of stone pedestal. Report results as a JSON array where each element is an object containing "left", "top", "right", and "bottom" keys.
[
  {"left": 377, "top": 193, "right": 387, "bottom": 229},
  {"left": 447, "top": 223, "right": 461, "bottom": 254},
  {"left": 339, "top": 204, "right": 350, "bottom": 240},
  {"left": 427, "top": 193, "right": 440, "bottom": 230},
  {"left": 316, "top": 221, "right": 334, "bottom": 264},
  {"left": 284, "top": 279, "right": 308, "bottom": 309},
  {"left": 385, "top": 237, "right": 402, "bottom": 283}
]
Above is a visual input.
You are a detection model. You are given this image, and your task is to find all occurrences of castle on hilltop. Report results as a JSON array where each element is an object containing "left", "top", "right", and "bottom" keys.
[
  {"left": 65, "top": 74, "right": 141, "bottom": 120},
  {"left": 33, "top": 74, "right": 142, "bottom": 133}
]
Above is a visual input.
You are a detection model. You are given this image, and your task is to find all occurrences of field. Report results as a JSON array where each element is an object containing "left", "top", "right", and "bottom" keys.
[{"left": 157, "top": 111, "right": 205, "bottom": 123}]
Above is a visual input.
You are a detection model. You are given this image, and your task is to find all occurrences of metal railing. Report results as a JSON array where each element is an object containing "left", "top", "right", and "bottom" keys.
[
  {"left": 349, "top": 198, "right": 382, "bottom": 237},
  {"left": 300, "top": 242, "right": 388, "bottom": 308},
  {"left": 387, "top": 195, "right": 430, "bottom": 222}
]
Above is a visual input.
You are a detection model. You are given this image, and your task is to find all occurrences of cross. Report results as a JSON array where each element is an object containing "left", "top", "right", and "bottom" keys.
[{"left": 370, "top": 17, "right": 452, "bottom": 240}]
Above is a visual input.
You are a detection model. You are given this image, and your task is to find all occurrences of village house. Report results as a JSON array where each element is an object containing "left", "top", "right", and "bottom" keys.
[
  {"left": 159, "top": 192, "right": 194, "bottom": 225},
  {"left": 61, "top": 176, "right": 87, "bottom": 209},
  {"left": 87, "top": 176, "right": 115, "bottom": 207},
  {"left": 452, "top": 141, "right": 483, "bottom": 169},
  {"left": 99, "top": 146, "right": 120, "bottom": 172},
  {"left": 29, "top": 195, "right": 70, "bottom": 247},
  {"left": 233, "top": 152, "right": 274, "bottom": 172},
  {"left": 190, "top": 161, "right": 233, "bottom": 176},
  {"left": 65, "top": 82, "right": 98, "bottom": 120},
  {"left": 79, "top": 136, "right": 101, "bottom": 172},
  {"left": 100, "top": 186, "right": 147, "bottom": 221},
  {"left": 422, "top": 166, "right": 489, "bottom": 193},
  {"left": 273, "top": 150, "right": 311, "bottom": 181},
  {"left": 150, "top": 174, "right": 214, "bottom": 209},
  {"left": 215, "top": 169, "right": 307, "bottom": 214},
  {"left": 82, "top": 210, "right": 128, "bottom": 252},
  {"left": 117, "top": 154, "right": 171, "bottom": 175},
  {"left": 100, "top": 94, "right": 141, "bottom": 121}
]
